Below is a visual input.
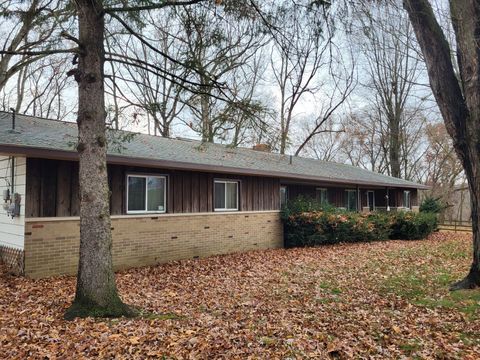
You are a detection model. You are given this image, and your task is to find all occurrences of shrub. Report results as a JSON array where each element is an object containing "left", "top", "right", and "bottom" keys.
[
  {"left": 282, "top": 204, "right": 392, "bottom": 248},
  {"left": 281, "top": 195, "right": 334, "bottom": 220},
  {"left": 282, "top": 198, "right": 437, "bottom": 248},
  {"left": 420, "top": 196, "right": 444, "bottom": 214},
  {"left": 389, "top": 211, "right": 438, "bottom": 240}
]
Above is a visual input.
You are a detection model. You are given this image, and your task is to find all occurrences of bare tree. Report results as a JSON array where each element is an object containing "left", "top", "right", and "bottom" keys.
[
  {"left": 8, "top": 56, "right": 74, "bottom": 119},
  {"left": 222, "top": 52, "right": 271, "bottom": 147},
  {"left": 299, "top": 115, "right": 345, "bottom": 162},
  {"left": 268, "top": 2, "right": 354, "bottom": 155},
  {"left": 355, "top": 1, "right": 431, "bottom": 179},
  {"left": 340, "top": 111, "right": 389, "bottom": 173},
  {"left": 423, "top": 122, "right": 464, "bottom": 221},
  {"left": 403, "top": 0, "right": 480, "bottom": 289},
  {"left": 106, "top": 9, "right": 190, "bottom": 136},
  {"left": 0, "top": 0, "right": 70, "bottom": 93},
  {"left": 177, "top": 4, "right": 267, "bottom": 142}
]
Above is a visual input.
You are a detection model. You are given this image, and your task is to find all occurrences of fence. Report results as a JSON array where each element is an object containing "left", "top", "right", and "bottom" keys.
[{"left": 438, "top": 220, "right": 472, "bottom": 233}]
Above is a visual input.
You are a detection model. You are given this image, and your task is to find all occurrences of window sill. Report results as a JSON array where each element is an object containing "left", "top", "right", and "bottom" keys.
[
  {"left": 25, "top": 210, "right": 281, "bottom": 222},
  {"left": 126, "top": 211, "right": 166, "bottom": 215}
]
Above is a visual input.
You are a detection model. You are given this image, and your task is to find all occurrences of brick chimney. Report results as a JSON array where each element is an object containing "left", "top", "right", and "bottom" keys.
[{"left": 252, "top": 143, "right": 271, "bottom": 152}]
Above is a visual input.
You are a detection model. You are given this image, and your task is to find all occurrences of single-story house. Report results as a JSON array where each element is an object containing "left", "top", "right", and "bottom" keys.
[{"left": 0, "top": 112, "right": 428, "bottom": 278}]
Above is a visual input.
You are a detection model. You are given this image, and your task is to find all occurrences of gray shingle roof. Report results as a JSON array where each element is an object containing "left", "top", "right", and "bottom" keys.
[{"left": 0, "top": 111, "right": 427, "bottom": 189}]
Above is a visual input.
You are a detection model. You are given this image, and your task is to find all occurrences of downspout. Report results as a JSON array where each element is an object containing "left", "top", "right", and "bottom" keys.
[
  {"left": 11, "top": 156, "right": 14, "bottom": 195},
  {"left": 10, "top": 109, "right": 15, "bottom": 194}
]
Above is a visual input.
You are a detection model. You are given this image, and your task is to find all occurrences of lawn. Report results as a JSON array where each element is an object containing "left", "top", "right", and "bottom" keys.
[{"left": 1, "top": 232, "right": 479, "bottom": 359}]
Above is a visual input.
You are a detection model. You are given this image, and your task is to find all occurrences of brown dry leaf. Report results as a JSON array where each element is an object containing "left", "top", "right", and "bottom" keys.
[
  {"left": 0, "top": 232, "right": 478, "bottom": 359},
  {"left": 128, "top": 336, "right": 140, "bottom": 345},
  {"left": 392, "top": 325, "right": 401, "bottom": 334}
]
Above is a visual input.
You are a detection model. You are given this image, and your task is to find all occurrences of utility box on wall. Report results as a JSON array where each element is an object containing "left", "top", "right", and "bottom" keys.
[{"left": 3, "top": 191, "right": 21, "bottom": 218}]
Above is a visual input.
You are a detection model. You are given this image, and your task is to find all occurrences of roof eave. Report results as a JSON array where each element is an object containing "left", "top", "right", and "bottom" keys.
[{"left": 0, "top": 143, "right": 429, "bottom": 190}]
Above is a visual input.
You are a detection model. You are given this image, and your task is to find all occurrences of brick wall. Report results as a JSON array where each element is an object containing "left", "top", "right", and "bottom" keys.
[{"left": 24, "top": 211, "right": 283, "bottom": 278}]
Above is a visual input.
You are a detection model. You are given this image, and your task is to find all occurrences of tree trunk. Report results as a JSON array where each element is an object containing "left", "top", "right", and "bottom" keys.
[
  {"left": 64, "top": 0, "right": 135, "bottom": 319},
  {"left": 403, "top": 0, "right": 480, "bottom": 289},
  {"left": 460, "top": 172, "right": 480, "bottom": 288},
  {"left": 389, "top": 114, "right": 401, "bottom": 178}
]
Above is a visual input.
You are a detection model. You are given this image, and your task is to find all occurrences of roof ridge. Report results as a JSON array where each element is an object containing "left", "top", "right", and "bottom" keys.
[{"left": 0, "top": 110, "right": 76, "bottom": 125}]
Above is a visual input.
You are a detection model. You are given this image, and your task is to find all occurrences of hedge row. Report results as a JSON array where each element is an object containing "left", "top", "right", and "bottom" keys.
[{"left": 281, "top": 198, "right": 437, "bottom": 248}]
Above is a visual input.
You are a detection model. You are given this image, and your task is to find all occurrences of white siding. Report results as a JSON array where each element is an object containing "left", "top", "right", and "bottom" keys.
[{"left": 0, "top": 156, "right": 26, "bottom": 249}]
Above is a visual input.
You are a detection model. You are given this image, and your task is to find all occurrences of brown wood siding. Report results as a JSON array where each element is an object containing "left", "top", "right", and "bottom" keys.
[
  {"left": 25, "top": 158, "right": 281, "bottom": 218},
  {"left": 25, "top": 158, "right": 41, "bottom": 217}
]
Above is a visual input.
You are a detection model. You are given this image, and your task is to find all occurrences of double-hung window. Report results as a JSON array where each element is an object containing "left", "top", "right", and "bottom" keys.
[
  {"left": 345, "top": 189, "right": 357, "bottom": 211},
  {"left": 403, "top": 190, "right": 411, "bottom": 209},
  {"left": 214, "top": 180, "right": 239, "bottom": 211},
  {"left": 127, "top": 174, "right": 166, "bottom": 213}
]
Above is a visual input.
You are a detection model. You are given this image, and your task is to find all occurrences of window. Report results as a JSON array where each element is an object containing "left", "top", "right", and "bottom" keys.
[
  {"left": 316, "top": 188, "right": 328, "bottom": 204},
  {"left": 127, "top": 175, "right": 166, "bottom": 213},
  {"left": 367, "top": 191, "right": 375, "bottom": 211},
  {"left": 280, "top": 186, "right": 288, "bottom": 207},
  {"left": 345, "top": 190, "right": 357, "bottom": 211},
  {"left": 214, "top": 180, "right": 238, "bottom": 211},
  {"left": 403, "top": 190, "right": 411, "bottom": 209}
]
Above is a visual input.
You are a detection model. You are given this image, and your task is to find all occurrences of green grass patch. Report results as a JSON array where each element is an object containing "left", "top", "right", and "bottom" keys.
[
  {"left": 459, "top": 331, "right": 480, "bottom": 346},
  {"left": 318, "top": 281, "right": 342, "bottom": 295},
  {"left": 398, "top": 339, "right": 422, "bottom": 355},
  {"left": 380, "top": 243, "right": 479, "bottom": 318}
]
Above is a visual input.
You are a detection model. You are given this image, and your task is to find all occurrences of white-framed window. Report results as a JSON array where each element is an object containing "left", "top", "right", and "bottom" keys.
[
  {"left": 316, "top": 188, "right": 328, "bottom": 204},
  {"left": 214, "top": 180, "right": 239, "bottom": 211},
  {"left": 127, "top": 174, "right": 166, "bottom": 214},
  {"left": 403, "top": 190, "right": 411, "bottom": 209},
  {"left": 280, "top": 186, "right": 288, "bottom": 207},
  {"left": 345, "top": 189, "right": 357, "bottom": 211}
]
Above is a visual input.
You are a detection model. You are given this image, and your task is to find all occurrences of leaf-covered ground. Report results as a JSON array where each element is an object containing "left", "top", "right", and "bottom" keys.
[{"left": 1, "top": 232, "right": 479, "bottom": 359}]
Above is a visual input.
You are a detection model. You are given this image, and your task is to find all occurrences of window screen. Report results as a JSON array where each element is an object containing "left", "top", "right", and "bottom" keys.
[
  {"left": 127, "top": 175, "right": 166, "bottom": 213},
  {"left": 214, "top": 180, "right": 238, "bottom": 211}
]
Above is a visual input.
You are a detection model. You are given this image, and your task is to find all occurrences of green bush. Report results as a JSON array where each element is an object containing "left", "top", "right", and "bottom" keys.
[
  {"left": 420, "top": 196, "right": 444, "bottom": 214},
  {"left": 389, "top": 211, "right": 438, "bottom": 240},
  {"left": 282, "top": 198, "right": 437, "bottom": 248},
  {"left": 281, "top": 195, "right": 334, "bottom": 219},
  {"left": 283, "top": 208, "right": 392, "bottom": 248}
]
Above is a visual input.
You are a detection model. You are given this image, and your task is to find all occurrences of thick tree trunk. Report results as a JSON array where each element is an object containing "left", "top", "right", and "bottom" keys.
[
  {"left": 453, "top": 172, "right": 480, "bottom": 289},
  {"left": 403, "top": 0, "right": 480, "bottom": 289},
  {"left": 64, "top": 0, "right": 135, "bottom": 319}
]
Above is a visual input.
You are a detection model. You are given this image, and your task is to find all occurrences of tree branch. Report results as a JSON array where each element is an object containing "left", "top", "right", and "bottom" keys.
[
  {"left": 0, "top": 48, "right": 80, "bottom": 56},
  {"left": 104, "top": 0, "right": 208, "bottom": 14}
]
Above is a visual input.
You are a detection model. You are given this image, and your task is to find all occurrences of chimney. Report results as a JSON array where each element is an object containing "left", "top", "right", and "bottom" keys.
[{"left": 252, "top": 143, "right": 271, "bottom": 152}]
